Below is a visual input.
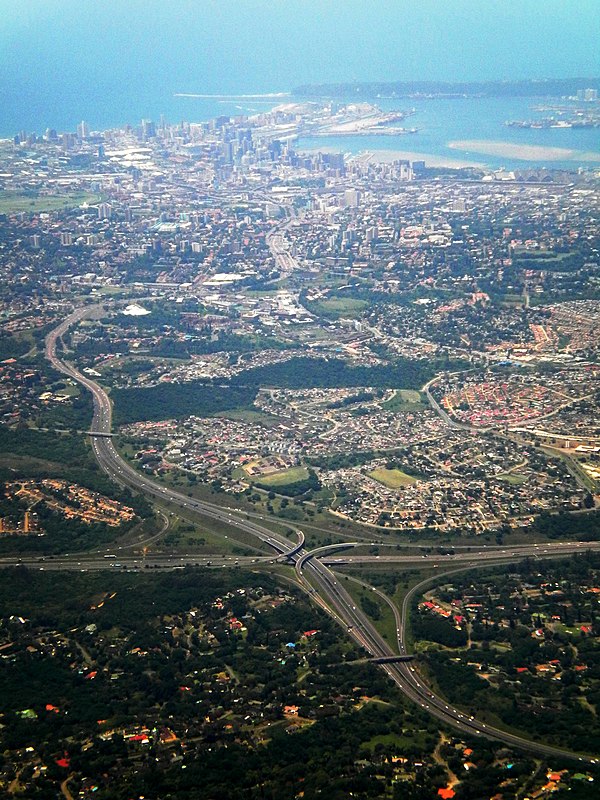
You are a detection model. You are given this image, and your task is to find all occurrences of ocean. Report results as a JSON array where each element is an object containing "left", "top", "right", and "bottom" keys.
[
  {"left": 2, "top": 88, "right": 598, "bottom": 171},
  {"left": 298, "top": 96, "right": 600, "bottom": 170},
  {"left": 2, "top": 0, "right": 599, "bottom": 169}
]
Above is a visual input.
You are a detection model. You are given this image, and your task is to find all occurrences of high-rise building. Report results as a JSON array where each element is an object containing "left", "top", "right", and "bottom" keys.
[
  {"left": 141, "top": 119, "right": 156, "bottom": 138},
  {"left": 222, "top": 140, "right": 234, "bottom": 164},
  {"left": 97, "top": 203, "right": 112, "bottom": 220},
  {"left": 344, "top": 188, "right": 361, "bottom": 208},
  {"left": 77, "top": 120, "right": 90, "bottom": 139},
  {"left": 61, "top": 132, "right": 76, "bottom": 149},
  {"left": 398, "top": 162, "right": 413, "bottom": 181},
  {"left": 365, "top": 226, "right": 378, "bottom": 243},
  {"left": 577, "top": 88, "right": 598, "bottom": 102}
]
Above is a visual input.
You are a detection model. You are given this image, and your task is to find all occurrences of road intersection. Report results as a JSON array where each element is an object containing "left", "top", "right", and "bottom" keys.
[{"left": 16, "top": 308, "right": 596, "bottom": 763}]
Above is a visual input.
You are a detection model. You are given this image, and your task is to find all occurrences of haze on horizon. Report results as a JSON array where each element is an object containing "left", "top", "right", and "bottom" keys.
[{"left": 0, "top": 0, "right": 598, "bottom": 132}]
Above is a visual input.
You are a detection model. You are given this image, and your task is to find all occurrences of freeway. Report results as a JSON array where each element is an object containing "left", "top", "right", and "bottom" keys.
[
  {"left": 4, "top": 541, "right": 598, "bottom": 575},
  {"left": 46, "top": 309, "right": 305, "bottom": 564},
  {"left": 0, "top": 554, "right": 266, "bottom": 571},
  {"left": 322, "top": 540, "right": 600, "bottom": 565},
  {"left": 297, "top": 544, "right": 600, "bottom": 763},
  {"left": 40, "top": 309, "right": 599, "bottom": 763}
]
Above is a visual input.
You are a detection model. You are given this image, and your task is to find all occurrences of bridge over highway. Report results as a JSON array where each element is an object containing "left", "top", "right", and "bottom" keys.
[{"left": 34, "top": 307, "right": 600, "bottom": 765}]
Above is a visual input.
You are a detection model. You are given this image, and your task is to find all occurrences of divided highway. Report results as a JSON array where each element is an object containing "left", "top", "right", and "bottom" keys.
[
  {"left": 36, "top": 308, "right": 600, "bottom": 763},
  {"left": 46, "top": 310, "right": 304, "bottom": 563}
]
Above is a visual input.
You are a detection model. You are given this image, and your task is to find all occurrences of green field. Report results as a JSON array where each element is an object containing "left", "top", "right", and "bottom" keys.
[
  {"left": 311, "top": 297, "right": 368, "bottom": 319},
  {"left": 381, "top": 389, "right": 424, "bottom": 412},
  {"left": 343, "top": 577, "right": 399, "bottom": 647},
  {"left": 497, "top": 472, "right": 527, "bottom": 485},
  {"left": 0, "top": 191, "right": 100, "bottom": 214},
  {"left": 512, "top": 249, "right": 571, "bottom": 263},
  {"left": 369, "top": 467, "right": 418, "bottom": 488},
  {"left": 252, "top": 465, "right": 309, "bottom": 486},
  {"left": 499, "top": 294, "right": 526, "bottom": 308},
  {"left": 55, "top": 384, "right": 81, "bottom": 398}
]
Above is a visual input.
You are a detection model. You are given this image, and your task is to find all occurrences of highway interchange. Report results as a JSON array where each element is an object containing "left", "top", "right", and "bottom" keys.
[{"left": 3, "top": 307, "right": 595, "bottom": 762}]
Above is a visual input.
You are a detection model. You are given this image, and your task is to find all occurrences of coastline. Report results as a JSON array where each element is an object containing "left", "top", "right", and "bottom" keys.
[
  {"left": 448, "top": 139, "right": 600, "bottom": 162},
  {"left": 298, "top": 145, "right": 485, "bottom": 169}
]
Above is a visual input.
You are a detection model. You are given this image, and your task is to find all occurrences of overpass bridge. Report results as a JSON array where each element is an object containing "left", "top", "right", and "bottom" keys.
[{"left": 370, "top": 654, "right": 416, "bottom": 665}]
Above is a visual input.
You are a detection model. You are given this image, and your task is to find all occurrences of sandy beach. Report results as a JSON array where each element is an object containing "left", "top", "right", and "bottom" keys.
[{"left": 448, "top": 140, "right": 600, "bottom": 162}]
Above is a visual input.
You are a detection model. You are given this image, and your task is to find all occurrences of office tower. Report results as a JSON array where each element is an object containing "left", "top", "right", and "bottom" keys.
[
  {"left": 344, "top": 188, "right": 361, "bottom": 208},
  {"left": 97, "top": 203, "right": 112, "bottom": 220},
  {"left": 141, "top": 119, "right": 156, "bottom": 138},
  {"left": 577, "top": 88, "right": 598, "bottom": 102}
]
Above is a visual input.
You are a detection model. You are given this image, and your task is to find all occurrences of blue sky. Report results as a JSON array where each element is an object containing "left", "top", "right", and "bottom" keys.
[
  {"left": 0, "top": 0, "right": 598, "bottom": 134},
  {"left": 0, "top": 0, "right": 598, "bottom": 94}
]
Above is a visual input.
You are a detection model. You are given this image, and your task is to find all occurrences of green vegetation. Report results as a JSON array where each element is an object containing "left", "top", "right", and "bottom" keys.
[
  {"left": 236, "top": 355, "right": 441, "bottom": 391},
  {"left": 360, "top": 730, "right": 429, "bottom": 753},
  {"left": 36, "top": 391, "right": 94, "bottom": 431},
  {"left": 512, "top": 250, "right": 584, "bottom": 273},
  {"left": 0, "top": 426, "right": 94, "bottom": 471},
  {"left": 327, "top": 389, "right": 382, "bottom": 409},
  {"left": 412, "top": 554, "right": 600, "bottom": 754},
  {"left": 256, "top": 467, "right": 321, "bottom": 498},
  {"left": 529, "top": 508, "right": 600, "bottom": 541},
  {"left": 252, "top": 466, "right": 310, "bottom": 486},
  {"left": 220, "top": 408, "right": 281, "bottom": 427},
  {"left": 412, "top": 608, "right": 468, "bottom": 649},
  {"left": 0, "top": 331, "right": 32, "bottom": 361},
  {"left": 0, "top": 191, "right": 99, "bottom": 214},
  {"left": 381, "top": 389, "right": 425, "bottom": 413},
  {"left": 369, "top": 467, "right": 418, "bottom": 489},
  {"left": 161, "top": 515, "right": 256, "bottom": 555},
  {"left": 344, "top": 578, "right": 399, "bottom": 647},
  {"left": 497, "top": 472, "right": 527, "bottom": 485},
  {"left": 308, "top": 449, "right": 389, "bottom": 470},
  {"left": 0, "top": 566, "right": 468, "bottom": 800},
  {"left": 308, "top": 297, "right": 369, "bottom": 319},
  {"left": 0, "top": 427, "right": 152, "bottom": 553},
  {"left": 106, "top": 355, "right": 455, "bottom": 425},
  {"left": 77, "top": 331, "right": 291, "bottom": 361},
  {"left": 112, "top": 381, "right": 258, "bottom": 425}
]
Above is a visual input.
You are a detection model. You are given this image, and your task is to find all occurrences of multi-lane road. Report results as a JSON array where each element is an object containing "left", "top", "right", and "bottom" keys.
[
  {"left": 23, "top": 308, "right": 597, "bottom": 762},
  {"left": 46, "top": 310, "right": 305, "bottom": 562}
]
